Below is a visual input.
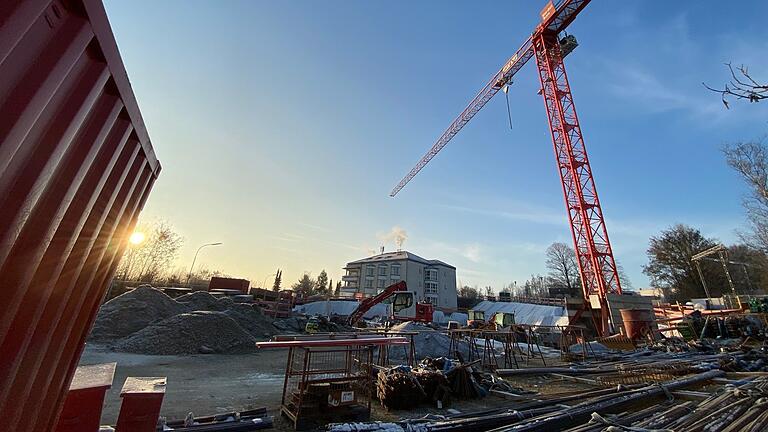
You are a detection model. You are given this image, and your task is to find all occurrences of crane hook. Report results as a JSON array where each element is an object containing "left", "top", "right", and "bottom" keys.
[{"left": 503, "top": 84, "right": 514, "bottom": 130}]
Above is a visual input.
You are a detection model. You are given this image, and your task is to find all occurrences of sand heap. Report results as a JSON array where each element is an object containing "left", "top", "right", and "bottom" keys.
[{"left": 90, "top": 287, "right": 278, "bottom": 354}]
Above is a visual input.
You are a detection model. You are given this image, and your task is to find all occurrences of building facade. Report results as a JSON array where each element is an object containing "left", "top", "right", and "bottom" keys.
[{"left": 341, "top": 251, "right": 457, "bottom": 310}]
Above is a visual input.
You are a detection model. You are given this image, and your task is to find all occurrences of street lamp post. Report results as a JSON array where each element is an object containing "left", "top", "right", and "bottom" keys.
[{"left": 187, "top": 242, "right": 222, "bottom": 285}]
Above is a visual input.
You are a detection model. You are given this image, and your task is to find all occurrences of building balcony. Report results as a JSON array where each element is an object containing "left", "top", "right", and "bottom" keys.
[{"left": 342, "top": 275, "right": 358, "bottom": 282}]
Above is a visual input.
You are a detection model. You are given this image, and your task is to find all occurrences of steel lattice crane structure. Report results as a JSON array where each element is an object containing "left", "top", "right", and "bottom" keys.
[{"left": 390, "top": 0, "right": 622, "bottom": 335}]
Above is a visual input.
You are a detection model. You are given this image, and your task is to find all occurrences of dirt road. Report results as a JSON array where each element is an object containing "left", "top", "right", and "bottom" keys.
[{"left": 80, "top": 344, "right": 288, "bottom": 425}]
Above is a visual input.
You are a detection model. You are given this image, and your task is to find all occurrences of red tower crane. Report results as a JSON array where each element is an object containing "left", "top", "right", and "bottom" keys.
[{"left": 390, "top": 0, "right": 622, "bottom": 335}]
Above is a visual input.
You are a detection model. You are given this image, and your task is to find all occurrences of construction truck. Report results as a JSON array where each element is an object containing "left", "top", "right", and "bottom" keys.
[
  {"left": 466, "top": 309, "right": 515, "bottom": 331},
  {"left": 346, "top": 281, "right": 434, "bottom": 326}
]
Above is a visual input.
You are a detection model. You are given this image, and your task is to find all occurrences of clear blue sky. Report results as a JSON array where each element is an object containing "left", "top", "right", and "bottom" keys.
[{"left": 104, "top": 0, "right": 768, "bottom": 290}]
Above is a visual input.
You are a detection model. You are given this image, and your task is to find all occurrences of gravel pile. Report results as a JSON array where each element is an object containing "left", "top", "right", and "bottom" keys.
[
  {"left": 176, "top": 291, "right": 231, "bottom": 311},
  {"left": 112, "top": 311, "right": 257, "bottom": 355},
  {"left": 390, "top": 321, "right": 470, "bottom": 361},
  {"left": 89, "top": 286, "right": 186, "bottom": 342},
  {"left": 272, "top": 315, "right": 308, "bottom": 333},
  {"left": 90, "top": 286, "right": 280, "bottom": 354},
  {"left": 223, "top": 303, "right": 275, "bottom": 339}
]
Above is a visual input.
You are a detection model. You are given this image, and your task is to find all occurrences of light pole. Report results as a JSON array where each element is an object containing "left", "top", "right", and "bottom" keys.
[{"left": 187, "top": 242, "right": 222, "bottom": 285}]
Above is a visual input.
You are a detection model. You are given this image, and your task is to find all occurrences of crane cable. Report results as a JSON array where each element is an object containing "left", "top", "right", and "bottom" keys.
[{"left": 503, "top": 84, "right": 514, "bottom": 129}]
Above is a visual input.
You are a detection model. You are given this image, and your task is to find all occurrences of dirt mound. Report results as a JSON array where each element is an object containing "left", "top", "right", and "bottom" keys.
[
  {"left": 390, "top": 321, "right": 469, "bottom": 361},
  {"left": 223, "top": 303, "right": 275, "bottom": 340},
  {"left": 176, "top": 291, "right": 229, "bottom": 311},
  {"left": 89, "top": 286, "right": 186, "bottom": 341},
  {"left": 112, "top": 311, "right": 257, "bottom": 355}
]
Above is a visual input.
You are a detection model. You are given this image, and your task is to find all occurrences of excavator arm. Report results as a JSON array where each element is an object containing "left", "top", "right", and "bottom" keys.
[{"left": 347, "top": 281, "right": 407, "bottom": 326}]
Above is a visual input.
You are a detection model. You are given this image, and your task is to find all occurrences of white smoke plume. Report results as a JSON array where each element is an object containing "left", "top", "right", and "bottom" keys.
[{"left": 378, "top": 226, "right": 408, "bottom": 251}]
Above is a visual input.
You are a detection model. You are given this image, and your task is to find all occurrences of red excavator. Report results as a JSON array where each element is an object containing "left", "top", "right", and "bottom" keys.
[{"left": 346, "top": 281, "right": 434, "bottom": 326}]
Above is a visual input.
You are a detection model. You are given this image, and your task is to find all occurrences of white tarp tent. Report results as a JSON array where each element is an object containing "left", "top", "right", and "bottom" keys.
[
  {"left": 471, "top": 300, "right": 569, "bottom": 328},
  {"left": 432, "top": 310, "right": 468, "bottom": 325},
  {"left": 293, "top": 300, "right": 389, "bottom": 319}
]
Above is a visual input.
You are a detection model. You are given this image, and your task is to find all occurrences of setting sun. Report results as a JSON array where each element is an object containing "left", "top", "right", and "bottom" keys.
[{"left": 128, "top": 231, "right": 146, "bottom": 245}]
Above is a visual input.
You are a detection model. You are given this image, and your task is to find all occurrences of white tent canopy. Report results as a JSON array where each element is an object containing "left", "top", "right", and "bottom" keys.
[
  {"left": 293, "top": 300, "right": 389, "bottom": 319},
  {"left": 471, "top": 300, "right": 569, "bottom": 328}
]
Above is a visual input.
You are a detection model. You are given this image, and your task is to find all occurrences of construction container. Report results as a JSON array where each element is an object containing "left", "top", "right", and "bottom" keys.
[
  {"left": 208, "top": 276, "right": 250, "bottom": 294},
  {"left": 620, "top": 308, "right": 654, "bottom": 340},
  {"left": 0, "top": 1, "right": 161, "bottom": 431}
]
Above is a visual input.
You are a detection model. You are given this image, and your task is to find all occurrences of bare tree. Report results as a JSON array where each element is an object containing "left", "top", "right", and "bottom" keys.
[
  {"left": 616, "top": 261, "right": 633, "bottom": 291},
  {"left": 117, "top": 220, "right": 183, "bottom": 283},
  {"left": 704, "top": 63, "right": 767, "bottom": 108},
  {"left": 723, "top": 140, "right": 768, "bottom": 253},
  {"left": 545, "top": 242, "right": 581, "bottom": 297}
]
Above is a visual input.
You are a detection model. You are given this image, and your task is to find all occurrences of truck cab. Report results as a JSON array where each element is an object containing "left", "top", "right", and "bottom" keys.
[{"left": 467, "top": 309, "right": 486, "bottom": 328}]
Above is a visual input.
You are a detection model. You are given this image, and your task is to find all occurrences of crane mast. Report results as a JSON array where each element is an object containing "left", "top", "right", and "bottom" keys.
[{"left": 390, "top": 0, "right": 622, "bottom": 335}]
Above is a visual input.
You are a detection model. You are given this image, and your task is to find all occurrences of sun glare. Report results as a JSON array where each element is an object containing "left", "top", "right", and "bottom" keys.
[{"left": 128, "top": 231, "right": 146, "bottom": 245}]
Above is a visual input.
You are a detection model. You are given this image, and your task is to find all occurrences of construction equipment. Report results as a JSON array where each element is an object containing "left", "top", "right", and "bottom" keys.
[
  {"left": 389, "top": 0, "right": 621, "bottom": 336},
  {"left": 466, "top": 310, "right": 515, "bottom": 331},
  {"left": 466, "top": 310, "right": 486, "bottom": 328},
  {"left": 346, "top": 281, "right": 434, "bottom": 326},
  {"left": 492, "top": 312, "right": 516, "bottom": 330}
]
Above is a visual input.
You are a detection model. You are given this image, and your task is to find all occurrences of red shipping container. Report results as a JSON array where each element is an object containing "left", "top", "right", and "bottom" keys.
[
  {"left": 0, "top": 1, "right": 161, "bottom": 431},
  {"left": 208, "top": 276, "right": 250, "bottom": 294}
]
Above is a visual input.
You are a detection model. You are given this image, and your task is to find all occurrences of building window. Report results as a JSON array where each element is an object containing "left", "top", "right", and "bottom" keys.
[
  {"left": 391, "top": 265, "right": 400, "bottom": 276},
  {"left": 365, "top": 266, "right": 374, "bottom": 277},
  {"left": 425, "top": 281, "right": 438, "bottom": 294},
  {"left": 377, "top": 279, "right": 385, "bottom": 289},
  {"left": 425, "top": 269, "right": 437, "bottom": 282},
  {"left": 378, "top": 265, "right": 387, "bottom": 276},
  {"left": 365, "top": 279, "right": 373, "bottom": 289}
]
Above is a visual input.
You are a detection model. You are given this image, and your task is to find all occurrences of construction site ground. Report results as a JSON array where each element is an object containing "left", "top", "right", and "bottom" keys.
[{"left": 81, "top": 343, "right": 570, "bottom": 431}]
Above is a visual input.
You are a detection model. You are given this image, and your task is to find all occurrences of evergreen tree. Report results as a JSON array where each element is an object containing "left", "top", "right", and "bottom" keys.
[
  {"left": 316, "top": 269, "right": 328, "bottom": 294},
  {"left": 292, "top": 273, "right": 316, "bottom": 297},
  {"left": 272, "top": 269, "right": 282, "bottom": 291}
]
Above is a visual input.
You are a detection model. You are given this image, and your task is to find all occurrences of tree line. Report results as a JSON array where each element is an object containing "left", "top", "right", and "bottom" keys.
[{"left": 285, "top": 270, "right": 342, "bottom": 297}]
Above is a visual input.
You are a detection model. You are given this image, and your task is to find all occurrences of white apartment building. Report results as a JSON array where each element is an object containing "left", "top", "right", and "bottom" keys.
[{"left": 341, "top": 251, "right": 457, "bottom": 310}]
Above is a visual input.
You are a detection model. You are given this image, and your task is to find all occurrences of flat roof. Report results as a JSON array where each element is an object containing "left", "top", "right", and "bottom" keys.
[{"left": 346, "top": 250, "right": 455, "bottom": 269}]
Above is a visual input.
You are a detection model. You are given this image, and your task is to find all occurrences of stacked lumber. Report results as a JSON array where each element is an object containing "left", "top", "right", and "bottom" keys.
[
  {"left": 376, "top": 356, "right": 510, "bottom": 410},
  {"left": 376, "top": 366, "right": 425, "bottom": 410}
]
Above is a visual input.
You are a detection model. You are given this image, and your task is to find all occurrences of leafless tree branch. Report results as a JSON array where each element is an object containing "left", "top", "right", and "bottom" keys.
[{"left": 704, "top": 62, "right": 768, "bottom": 109}]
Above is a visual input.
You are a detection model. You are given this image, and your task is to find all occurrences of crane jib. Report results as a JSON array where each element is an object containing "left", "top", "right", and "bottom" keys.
[{"left": 389, "top": 0, "right": 622, "bottom": 337}]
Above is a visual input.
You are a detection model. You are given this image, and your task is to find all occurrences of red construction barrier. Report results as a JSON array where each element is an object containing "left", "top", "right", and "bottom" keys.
[
  {"left": 115, "top": 377, "right": 167, "bottom": 432},
  {"left": 55, "top": 362, "right": 116, "bottom": 432}
]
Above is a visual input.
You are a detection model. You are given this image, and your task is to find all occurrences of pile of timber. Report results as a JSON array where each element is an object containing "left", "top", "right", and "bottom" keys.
[
  {"left": 376, "top": 357, "right": 516, "bottom": 410},
  {"left": 376, "top": 366, "right": 427, "bottom": 410}
]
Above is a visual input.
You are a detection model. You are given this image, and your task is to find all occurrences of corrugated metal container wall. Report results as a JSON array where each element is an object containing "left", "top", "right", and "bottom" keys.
[{"left": 0, "top": 0, "right": 161, "bottom": 430}]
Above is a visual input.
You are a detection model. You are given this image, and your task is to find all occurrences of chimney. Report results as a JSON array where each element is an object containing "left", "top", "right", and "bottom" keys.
[{"left": 380, "top": 246, "right": 385, "bottom": 255}]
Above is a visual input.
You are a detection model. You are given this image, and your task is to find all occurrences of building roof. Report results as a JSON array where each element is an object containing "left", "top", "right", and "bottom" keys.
[{"left": 346, "top": 251, "right": 455, "bottom": 269}]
